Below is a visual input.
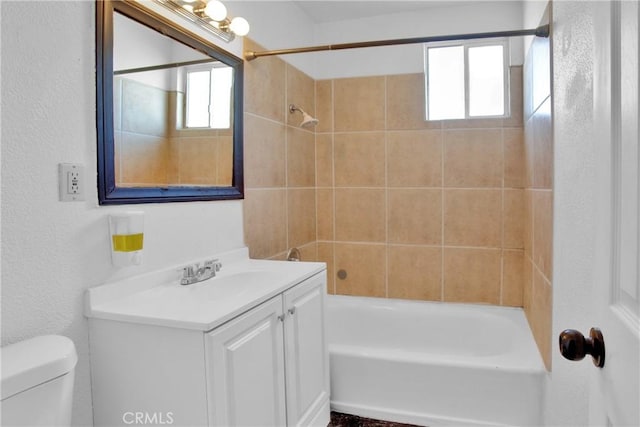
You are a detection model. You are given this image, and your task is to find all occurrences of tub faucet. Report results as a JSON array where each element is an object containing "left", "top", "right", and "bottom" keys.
[{"left": 180, "top": 259, "right": 222, "bottom": 285}]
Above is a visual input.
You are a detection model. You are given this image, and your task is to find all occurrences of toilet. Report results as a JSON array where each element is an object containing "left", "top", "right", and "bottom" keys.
[{"left": 1, "top": 335, "right": 78, "bottom": 426}]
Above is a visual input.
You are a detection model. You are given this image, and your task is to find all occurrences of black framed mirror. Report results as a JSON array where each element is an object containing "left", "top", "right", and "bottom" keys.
[{"left": 96, "top": 0, "right": 243, "bottom": 204}]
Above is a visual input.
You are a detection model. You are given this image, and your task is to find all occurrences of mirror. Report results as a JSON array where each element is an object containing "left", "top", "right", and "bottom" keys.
[{"left": 97, "top": 0, "right": 243, "bottom": 204}]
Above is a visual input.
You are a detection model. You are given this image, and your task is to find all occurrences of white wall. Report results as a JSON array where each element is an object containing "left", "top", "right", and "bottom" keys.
[
  {"left": 0, "top": 2, "right": 245, "bottom": 425},
  {"left": 312, "top": 1, "right": 524, "bottom": 80},
  {"left": 226, "top": 0, "right": 317, "bottom": 76}
]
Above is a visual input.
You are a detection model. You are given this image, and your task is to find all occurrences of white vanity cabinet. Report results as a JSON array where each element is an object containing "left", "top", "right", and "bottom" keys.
[
  {"left": 87, "top": 255, "right": 329, "bottom": 427},
  {"left": 206, "top": 274, "right": 329, "bottom": 427}
]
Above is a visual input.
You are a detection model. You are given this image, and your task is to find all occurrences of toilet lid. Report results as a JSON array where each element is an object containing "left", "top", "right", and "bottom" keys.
[{"left": 1, "top": 335, "right": 78, "bottom": 400}]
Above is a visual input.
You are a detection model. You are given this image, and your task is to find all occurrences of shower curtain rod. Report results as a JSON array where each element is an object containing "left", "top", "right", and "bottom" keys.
[
  {"left": 114, "top": 58, "right": 220, "bottom": 75},
  {"left": 244, "top": 24, "right": 549, "bottom": 61}
]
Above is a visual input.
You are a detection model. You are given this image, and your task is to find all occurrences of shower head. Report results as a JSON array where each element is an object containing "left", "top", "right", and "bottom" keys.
[
  {"left": 300, "top": 111, "right": 319, "bottom": 128},
  {"left": 289, "top": 104, "right": 319, "bottom": 128}
]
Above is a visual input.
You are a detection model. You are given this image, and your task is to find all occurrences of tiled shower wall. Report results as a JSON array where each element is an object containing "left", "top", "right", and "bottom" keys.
[
  {"left": 314, "top": 68, "right": 526, "bottom": 308},
  {"left": 114, "top": 78, "right": 232, "bottom": 186},
  {"left": 241, "top": 37, "right": 533, "bottom": 313},
  {"left": 242, "top": 40, "right": 318, "bottom": 260},
  {"left": 523, "top": 31, "right": 554, "bottom": 369}
]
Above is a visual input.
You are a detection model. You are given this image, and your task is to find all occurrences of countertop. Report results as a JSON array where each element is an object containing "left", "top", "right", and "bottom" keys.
[{"left": 86, "top": 248, "right": 326, "bottom": 331}]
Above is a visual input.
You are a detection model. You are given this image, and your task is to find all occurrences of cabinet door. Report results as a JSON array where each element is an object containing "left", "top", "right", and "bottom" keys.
[
  {"left": 205, "top": 296, "right": 286, "bottom": 427},
  {"left": 283, "top": 272, "right": 330, "bottom": 426}
]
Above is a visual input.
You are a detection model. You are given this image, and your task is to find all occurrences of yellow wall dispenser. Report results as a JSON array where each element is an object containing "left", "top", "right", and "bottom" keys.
[{"left": 109, "top": 212, "right": 144, "bottom": 267}]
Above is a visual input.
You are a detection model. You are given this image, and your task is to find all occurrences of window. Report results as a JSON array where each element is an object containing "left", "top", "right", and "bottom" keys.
[
  {"left": 185, "top": 64, "right": 233, "bottom": 129},
  {"left": 424, "top": 39, "right": 509, "bottom": 120}
]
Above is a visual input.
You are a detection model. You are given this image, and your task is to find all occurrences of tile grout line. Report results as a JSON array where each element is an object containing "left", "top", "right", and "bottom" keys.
[
  {"left": 331, "top": 79, "right": 337, "bottom": 295},
  {"left": 500, "top": 127, "right": 505, "bottom": 305},
  {"left": 284, "top": 65, "right": 290, "bottom": 255},
  {"left": 384, "top": 75, "right": 389, "bottom": 299},
  {"left": 441, "top": 127, "right": 445, "bottom": 302}
]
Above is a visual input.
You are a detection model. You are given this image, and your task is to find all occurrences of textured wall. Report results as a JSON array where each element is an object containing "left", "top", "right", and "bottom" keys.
[
  {"left": 1, "top": 3, "right": 245, "bottom": 425},
  {"left": 314, "top": 68, "right": 526, "bottom": 307}
]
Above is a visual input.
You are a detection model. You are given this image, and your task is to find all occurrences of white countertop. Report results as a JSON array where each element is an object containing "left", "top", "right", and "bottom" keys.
[{"left": 86, "top": 248, "right": 326, "bottom": 331}]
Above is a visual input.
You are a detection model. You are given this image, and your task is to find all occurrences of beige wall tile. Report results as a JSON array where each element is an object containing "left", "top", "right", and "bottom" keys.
[
  {"left": 388, "top": 246, "right": 442, "bottom": 301},
  {"left": 504, "top": 66, "right": 524, "bottom": 128},
  {"left": 244, "top": 38, "right": 285, "bottom": 122},
  {"left": 315, "top": 80, "right": 333, "bottom": 133},
  {"left": 530, "top": 267, "right": 552, "bottom": 370},
  {"left": 244, "top": 189, "right": 287, "bottom": 259},
  {"left": 504, "top": 189, "right": 525, "bottom": 249},
  {"left": 335, "top": 243, "right": 386, "bottom": 297},
  {"left": 316, "top": 188, "right": 334, "bottom": 241},
  {"left": 444, "top": 129, "right": 503, "bottom": 187},
  {"left": 334, "top": 76, "right": 385, "bottom": 131},
  {"left": 297, "top": 241, "right": 317, "bottom": 262},
  {"left": 444, "top": 189, "right": 502, "bottom": 247},
  {"left": 503, "top": 250, "right": 524, "bottom": 307},
  {"left": 504, "top": 128, "right": 525, "bottom": 188},
  {"left": 387, "top": 130, "right": 442, "bottom": 187},
  {"left": 533, "top": 190, "right": 553, "bottom": 281},
  {"left": 316, "top": 133, "right": 333, "bottom": 187},
  {"left": 217, "top": 136, "right": 233, "bottom": 186},
  {"left": 287, "top": 126, "right": 315, "bottom": 187},
  {"left": 533, "top": 97, "right": 553, "bottom": 189},
  {"left": 442, "top": 118, "right": 503, "bottom": 129},
  {"left": 523, "top": 256, "right": 534, "bottom": 314},
  {"left": 388, "top": 189, "right": 442, "bottom": 245},
  {"left": 317, "top": 242, "right": 335, "bottom": 294},
  {"left": 444, "top": 248, "right": 501, "bottom": 304},
  {"left": 120, "top": 133, "right": 169, "bottom": 185},
  {"left": 269, "top": 252, "right": 287, "bottom": 261},
  {"left": 387, "top": 73, "right": 441, "bottom": 130},
  {"left": 334, "top": 132, "right": 385, "bottom": 187},
  {"left": 524, "top": 189, "right": 533, "bottom": 258},
  {"left": 244, "top": 114, "right": 285, "bottom": 188},
  {"left": 178, "top": 136, "right": 218, "bottom": 185},
  {"left": 286, "top": 64, "right": 315, "bottom": 128},
  {"left": 524, "top": 116, "right": 535, "bottom": 188},
  {"left": 335, "top": 188, "right": 386, "bottom": 243},
  {"left": 288, "top": 189, "right": 316, "bottom": 249}
]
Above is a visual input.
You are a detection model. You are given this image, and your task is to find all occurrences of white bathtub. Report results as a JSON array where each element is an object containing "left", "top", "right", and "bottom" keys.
[{"left": 327, "top": 295, "right": 546, "bottom": 427}]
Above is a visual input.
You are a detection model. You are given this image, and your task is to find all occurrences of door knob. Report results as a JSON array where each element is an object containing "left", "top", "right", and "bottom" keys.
[{"left": 559, "top": 328, "right": 605, "bottom": 368}]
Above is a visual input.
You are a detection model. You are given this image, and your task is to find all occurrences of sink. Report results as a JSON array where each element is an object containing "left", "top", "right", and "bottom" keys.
[{"left": 192, "top": 271, "right": 282, "bottom": 300}]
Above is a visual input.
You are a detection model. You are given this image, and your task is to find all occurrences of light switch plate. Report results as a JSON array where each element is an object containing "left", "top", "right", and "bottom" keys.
[{"left": 59, "top": 163, "right": 85, "bottom": 201}]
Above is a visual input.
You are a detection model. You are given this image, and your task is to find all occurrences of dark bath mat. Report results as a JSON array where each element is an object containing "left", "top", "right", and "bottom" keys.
[{"left": 329, "top": 411, "right": 422, "bottom": 427}]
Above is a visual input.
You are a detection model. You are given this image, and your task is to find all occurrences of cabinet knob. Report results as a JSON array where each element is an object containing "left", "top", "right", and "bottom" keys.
[
  {"left": 277, "top": 314, "right": 285, "bottom": 322},
  {"left": 288, "top": 307, "right": 296, "bottom": 315}
]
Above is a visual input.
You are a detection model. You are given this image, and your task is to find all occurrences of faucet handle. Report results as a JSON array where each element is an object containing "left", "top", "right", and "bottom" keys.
[{"left": 205, "top": 259, "right": 222, "bottom": 273}]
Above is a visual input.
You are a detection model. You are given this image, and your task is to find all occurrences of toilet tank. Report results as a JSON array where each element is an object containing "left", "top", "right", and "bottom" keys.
[{"left": 1, "top": 335, "right": 78, "bottom": 427}]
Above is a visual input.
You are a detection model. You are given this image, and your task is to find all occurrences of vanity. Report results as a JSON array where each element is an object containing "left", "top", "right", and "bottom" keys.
[{"left": 86, "top": 248, "right": 329, "bottom": 426}]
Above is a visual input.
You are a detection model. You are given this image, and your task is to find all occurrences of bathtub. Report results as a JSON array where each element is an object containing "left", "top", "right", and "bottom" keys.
[{"left": 327, "top": 295, "right": 546, "bottom": 427}]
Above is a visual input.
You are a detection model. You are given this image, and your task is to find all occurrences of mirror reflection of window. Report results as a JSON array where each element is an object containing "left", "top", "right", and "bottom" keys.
[{"left": 185, "top": 65, "right": 233, "bottom": 129}]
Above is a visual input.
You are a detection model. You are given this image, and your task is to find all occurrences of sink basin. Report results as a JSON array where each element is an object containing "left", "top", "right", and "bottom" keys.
[{"left": 192, "top": 271, "right": 283, "bottom": 300}]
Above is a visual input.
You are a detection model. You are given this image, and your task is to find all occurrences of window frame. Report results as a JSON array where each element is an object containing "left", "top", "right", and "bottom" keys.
[
  {"left": 424, "top": 38, "right": 511, "bottom": 121},
  {"left": 182, "top": 62, "right": 233, "bottom": 130}
]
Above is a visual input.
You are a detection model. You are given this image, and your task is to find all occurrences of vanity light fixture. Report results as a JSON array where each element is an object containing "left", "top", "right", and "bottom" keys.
[{"left": 153, "top": 0, "right": 250, "bottom": 43}]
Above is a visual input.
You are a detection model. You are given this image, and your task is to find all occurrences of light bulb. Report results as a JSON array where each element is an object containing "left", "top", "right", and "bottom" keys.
[
  {"left": 204, "top": 0, "right": 227, "bottom": 21},
  {"left": 229, "top": 16, "right": 250, "bottom": 36}
]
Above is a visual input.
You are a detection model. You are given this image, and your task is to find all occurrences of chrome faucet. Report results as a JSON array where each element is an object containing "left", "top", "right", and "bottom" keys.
[{"left": 180, "top": 259, "right": 222, "bottom": 285}]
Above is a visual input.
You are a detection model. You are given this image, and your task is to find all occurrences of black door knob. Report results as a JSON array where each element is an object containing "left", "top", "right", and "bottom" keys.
[{"left": 559, "top": 328, "right": 605, "bottom": 368}]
